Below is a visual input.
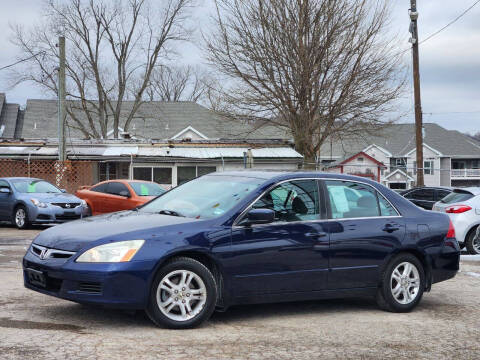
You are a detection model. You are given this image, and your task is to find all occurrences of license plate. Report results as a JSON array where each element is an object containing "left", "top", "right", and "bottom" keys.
[
  {"left": 64, "top": 211, "right": 74, "bottom": 216},
  {"left": 26, "top": 268, "right": 46, "bottom": 288}
]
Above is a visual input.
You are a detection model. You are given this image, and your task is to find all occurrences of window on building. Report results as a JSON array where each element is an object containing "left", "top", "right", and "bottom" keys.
[
  {"left": 177, "top": 167, "right": 197, "bottom": 185},
  {"left": 357, "top": 157, "right": 364, "bottom": 162},
  {"left": 178, "top": 166, "right": 217, "bottom": 185},
  {"left": 99, "top": 162, "right": 117, "bottom": 181},
  {"left": 390, "top": 158, "right": 407, "bottom": 172},
  {"left": 413, "top": 161, "right": 434, "bottom": 175},
  {"left": 154, "top": 168, "right": 172, "bottom": 184},
  {"left": 133, "top": 167, "right": 152, "bottom": 181},
  {"left": 424, "top": 161, "right": 434, "bottom": 175}
]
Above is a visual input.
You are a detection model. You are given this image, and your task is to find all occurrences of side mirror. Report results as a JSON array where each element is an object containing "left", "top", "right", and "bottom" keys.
[
  {"left": 60, "top": 189, "right": 67, "bottom": 193},
  {"left": 0, "top": 187, "right": 11, "bottom": 194},
  {"left": 245, "top": 208, "right": 275, "bottom": 225}
]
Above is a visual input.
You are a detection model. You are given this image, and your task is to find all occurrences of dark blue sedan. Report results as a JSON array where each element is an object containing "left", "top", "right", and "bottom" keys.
[{"left": 23, "top": 172, "right": 460, "bottom": 328}]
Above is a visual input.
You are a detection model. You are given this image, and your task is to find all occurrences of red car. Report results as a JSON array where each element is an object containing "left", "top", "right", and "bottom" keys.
[{"left": 76, "top": 180, "right": 166, "bottom": 215}]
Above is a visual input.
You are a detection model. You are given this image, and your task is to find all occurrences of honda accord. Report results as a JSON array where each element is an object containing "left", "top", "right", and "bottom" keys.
[{"left": 23, "top": 172, "right": 460, "bottom": 328}]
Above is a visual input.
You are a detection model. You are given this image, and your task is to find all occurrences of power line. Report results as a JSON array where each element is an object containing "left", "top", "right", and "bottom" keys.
[
  {"left": 0, "top": 51, "right": 46, "bottom": 71},
  {"left": 395, "top": 0, "right": 480, "bottom": 57},
  {"left": 418, "top": 0, "right": 480, "bottom": 46},
  {"left": 424, "top": 110, "right": 480, "bottom": 115}
]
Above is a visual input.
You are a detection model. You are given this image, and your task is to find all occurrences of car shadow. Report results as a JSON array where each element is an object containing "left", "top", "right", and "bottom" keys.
[
  {"left": 36, "top": 297, "right": 378, "bottom": 330},
  {"left": 210, "top": 297, "right": 377, "bottom": 324}
]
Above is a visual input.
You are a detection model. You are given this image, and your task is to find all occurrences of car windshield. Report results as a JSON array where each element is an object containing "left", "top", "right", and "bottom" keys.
[
  {"left": 11, "top": 179, "right": 61, "bottom": 193},
  {"left": 440, "top": 190, "right": 474, "bottom": 204},
  {"left": 129, "top": 182, "right": 165, "bottom": 197},
  {"left": 139, "top": 175, "right": 264, "bottom": 219}
]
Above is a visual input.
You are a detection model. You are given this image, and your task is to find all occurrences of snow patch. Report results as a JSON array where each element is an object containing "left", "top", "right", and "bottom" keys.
[
  {"left": 465, "top": 271, "right": 480, "bottom": 279},
  {"left": 460, "top": 255, "right": 480, "bottom": 262}
]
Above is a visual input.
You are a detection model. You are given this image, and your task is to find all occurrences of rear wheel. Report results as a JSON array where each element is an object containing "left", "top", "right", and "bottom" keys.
[
  {"left": 465, "top": 227, "right": 480, "bottom": 255},
  {"left": 376, "top": 253, "right": 425, "bottom": 312},
  {"left": 12, "top": 205, "right": 30, "bottom": 229},
  {"left": 146, "top": 257, "right": 217, "bottom": 329}
]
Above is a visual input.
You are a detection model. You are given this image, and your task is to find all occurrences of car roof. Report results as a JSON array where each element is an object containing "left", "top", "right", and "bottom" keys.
[
  {"left": 94, "top": 179, "right": 154, "bottom": 185},
  {"left": 451, "top": 187, "right": 480, "bottom": 195},
  {"left": 207, "top": 170, "right": 380, "bottom": 185},
  {"left": 404, "top": 186, "right": 453, "bottom": 191},
  {"left": 0, "top": 177, "right": 42, "bottom": 181}
]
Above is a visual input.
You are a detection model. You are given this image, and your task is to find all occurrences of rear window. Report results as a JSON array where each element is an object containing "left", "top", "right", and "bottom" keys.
[{"left": 440, "top": 190, "right": 474, "bottom": 204}]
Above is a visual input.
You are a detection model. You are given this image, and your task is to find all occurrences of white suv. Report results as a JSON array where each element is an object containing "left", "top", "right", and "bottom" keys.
[{"left": 432, "top": 187, "right": 480, "bottom": 254}]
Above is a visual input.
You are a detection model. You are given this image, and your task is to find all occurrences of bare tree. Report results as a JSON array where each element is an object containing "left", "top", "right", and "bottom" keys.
[
  {"left": 145, "top": 65, "right": 213, "bottom": 102},
  {"left": 205, "top": 0, "right": 405, "bottom": 167},
  {"left": 10, "top": 0, "right": 194, "bottom": 139}
]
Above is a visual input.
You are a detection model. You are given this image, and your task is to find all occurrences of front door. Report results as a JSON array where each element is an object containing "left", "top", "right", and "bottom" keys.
[
  {"left": 324, "top": 180, "right": 406, "bottom": 289},
  {"left": 229, "top": 179, "right": 329, "bottom": 296}
]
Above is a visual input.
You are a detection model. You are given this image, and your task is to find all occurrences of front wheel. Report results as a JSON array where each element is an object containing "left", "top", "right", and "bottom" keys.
[
  {"left": 13, "top": 205, "right": 30, "bottom": 229},
  {"left": 146, "top": 257, "right": 217, "bottom": 329},
  {"left": 465, "top": 227, "right": 480, "bottom": 255},
  {"left": 376, "top": 253, "right": 425, "bottom": 312}
]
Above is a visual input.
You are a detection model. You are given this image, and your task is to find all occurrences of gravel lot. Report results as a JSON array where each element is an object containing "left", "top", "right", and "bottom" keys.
[{"left": 1, "top": 225, "right": 479, "bottom": 360}]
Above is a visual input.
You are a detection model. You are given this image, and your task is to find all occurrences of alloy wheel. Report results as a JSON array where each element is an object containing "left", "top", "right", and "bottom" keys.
[
  {"left": 390, "top": 262, "right": 421, "bottom": 305},
  {"left": 15, "top": 208, "right": 26, "bottom": 228},
  {"left": 156, "top": 269, "right": 207, "bottom": 322},
  {"left": 472, "top": 235, "right": 480, "bottom": 254}
]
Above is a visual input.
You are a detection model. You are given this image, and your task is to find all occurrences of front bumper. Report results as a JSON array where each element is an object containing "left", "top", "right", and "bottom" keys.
[
  {"left": 23, "top": 249, "right": 157, "bottom": 309},
  {"left": 29, "top": 205, "right": 89, "bottom": 223}
]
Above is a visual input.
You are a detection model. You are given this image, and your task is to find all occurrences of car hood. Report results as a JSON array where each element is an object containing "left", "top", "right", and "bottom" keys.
[
  {"left": 21, "top": 192, "right": 81, "bottom": 203},
  {"left": 33, "top": 210, "right": 199, "bottom": 251}
]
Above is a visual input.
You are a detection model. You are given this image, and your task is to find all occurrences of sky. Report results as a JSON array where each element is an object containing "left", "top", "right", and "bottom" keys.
[{"left": 0, "top": 0, "right": 479, "bottom": 134}]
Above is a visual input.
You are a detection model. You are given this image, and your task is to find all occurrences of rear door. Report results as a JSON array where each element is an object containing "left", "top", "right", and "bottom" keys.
[{"left": 324, "top": 180, "right": 405, "bottom": 289}]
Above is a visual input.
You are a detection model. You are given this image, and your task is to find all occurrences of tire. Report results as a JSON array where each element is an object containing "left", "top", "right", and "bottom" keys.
[
  {"left": 376, "top": 253, "right": 425, "bottom": 313},
  {"left": 465, "top": 227, "right": 480, "bottom": 255},
  {"left": 146, "top": 257, "right": 217, "bottom": 329},
  {"left": 12, "top": 205, "right": 30, "bottom": 229}
]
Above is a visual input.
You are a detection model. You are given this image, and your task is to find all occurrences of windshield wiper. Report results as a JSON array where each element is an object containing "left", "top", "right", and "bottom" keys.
[{"left": 157, "top": 209, "right": 185, "bottom": 217}]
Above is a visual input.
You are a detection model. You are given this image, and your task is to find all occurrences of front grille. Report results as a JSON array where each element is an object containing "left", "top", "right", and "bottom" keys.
[
  {"left": 55, "top": 214, "right": 81, "bottom": 221},
  {"left": 51, "top": 202, "right": 80, "bottom": 209},
  {"left": 78, "top": 282, "right": 102, "bottom": 294},
  {"left": 31, "top": 244, "right": 76, "bottom": 260},
  {"left": 37, "top": 214, "right": 51, "bottom": 220}
]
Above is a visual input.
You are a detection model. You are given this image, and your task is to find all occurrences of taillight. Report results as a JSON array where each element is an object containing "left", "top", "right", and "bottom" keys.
[
  {"left": 445, "top": 205, "right": 472, "bottom": 214},
  {"left": 446, "top": 220, "right": 456, "bottom": 239},
  {"left": 444, "top": 220, "right": 458, "bottom": 249}
]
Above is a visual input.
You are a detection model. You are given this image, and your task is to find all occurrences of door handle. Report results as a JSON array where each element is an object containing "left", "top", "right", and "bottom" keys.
[
  {"left": 306, "top": 232, "right": 327, "bottom": 239},
  {"left": 383, "top": 224, "right": 400, "bottom": 233}
]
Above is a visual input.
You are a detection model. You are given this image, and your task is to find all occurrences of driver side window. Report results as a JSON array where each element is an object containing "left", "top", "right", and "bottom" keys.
[{"left": 252, "top": 180, "right": 320, "bottom": 222}]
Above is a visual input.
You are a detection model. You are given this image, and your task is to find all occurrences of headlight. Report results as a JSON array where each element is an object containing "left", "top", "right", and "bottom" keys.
[
  {"left": 80, "top": 199, "right": 87, "bottom": 207},
  {"left": 76, "top": 240, "right": 145, "bottom": 263},
  {"left": 31, "top": 198, "right": 48, "bottom": 208}
]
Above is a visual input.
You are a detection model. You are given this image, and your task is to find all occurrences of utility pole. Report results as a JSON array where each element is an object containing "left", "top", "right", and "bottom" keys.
[
  {"left": 58, "top": 36, "right": 66, "bottom": 162},
  {"left": 409, "top": 0, "right": 424, "bottom": 186}
]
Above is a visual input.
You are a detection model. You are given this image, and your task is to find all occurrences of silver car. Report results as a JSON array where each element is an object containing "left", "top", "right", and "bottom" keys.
[{"left": 432, "top": 187, "right": 480, "bottom": 254}]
